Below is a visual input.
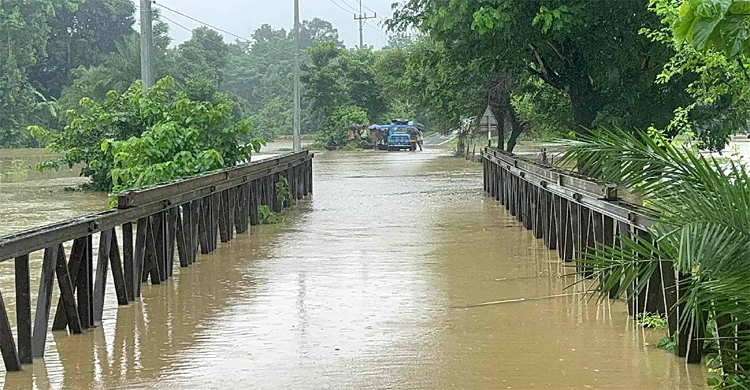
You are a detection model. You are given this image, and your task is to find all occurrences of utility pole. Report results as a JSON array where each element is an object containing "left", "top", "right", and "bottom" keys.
[
  {"left": 140, "top": 0, "right": 155, "bottom": 93},
  {"left": 293, "top": 0, "right": 301, "bottom": 152},
  {"left": 353, "top": 0, "right": 377, "bottom": 49}
]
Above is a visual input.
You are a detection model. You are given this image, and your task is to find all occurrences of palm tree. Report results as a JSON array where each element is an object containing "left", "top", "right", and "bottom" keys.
[{"left": 560, "top": 128, "right": 750, "bottom": 388}]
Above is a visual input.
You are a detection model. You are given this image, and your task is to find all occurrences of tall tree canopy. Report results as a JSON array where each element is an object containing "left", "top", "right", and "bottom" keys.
[{"left": 390, "top": 0, "right": 694, "bottom": 134}]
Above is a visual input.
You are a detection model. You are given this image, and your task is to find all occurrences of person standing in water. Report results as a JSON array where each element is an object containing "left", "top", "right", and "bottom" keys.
[{"left": 416, "top": 129, "right": 424, "bottom": 151}]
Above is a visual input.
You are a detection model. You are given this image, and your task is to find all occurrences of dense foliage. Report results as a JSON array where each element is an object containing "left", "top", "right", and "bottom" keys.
[
  {"left": 562, "top": 128, "right": 750, "bottom": 389},
  {"left": 34, "top": 77, "right": 262, "bottom": 193},
  {"left": 317, "top": 105, "right": 369, "bottom": 147}
]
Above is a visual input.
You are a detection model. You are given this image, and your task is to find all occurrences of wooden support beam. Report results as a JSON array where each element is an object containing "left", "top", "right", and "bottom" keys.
[
  {"left": 0, "top": 285, "right": 21, "bottom": 371},
  {"left": 51, "top": 237, "right": 86, "bottom": 331},
  {"left": 198, "top": 198, "right": 211, "bottom": 252},
  {"left": 190, "top": 199, "right": 200, "bottom": 263},
  {"left": 167, "top": 208, "right": 177, "bottom": 278},
  {"left": 32, "top": 245, "right": 58, "bottom": 358},
  {"left": 218, "top": 191, "right": 230, "bottom": 243},
  {"left": 145, "top": 217, "right": 162, "bottom": 284},
  {"left": 176, "top": 206, "right": 189, "bottom": 268},
  {"left": 250, "top": 180, "right": 259, "bottom": 226},
  {"left": 134, "top": 218, "right": 148, "bottom": 297},
  {"left": 109, "top": 230, "right": 129, "bottom": 305},
  {"left": 54, "top": 243, "right": 83, "bottom": 334},
  {"left": 122, "top": 222, "right": 135, "bottom": 302},
  {"left": 15, "top": 255, "right": 31, "bottom": 365},
  {"left": 93, "top": 229, "right": 112, "bottom": 323}
]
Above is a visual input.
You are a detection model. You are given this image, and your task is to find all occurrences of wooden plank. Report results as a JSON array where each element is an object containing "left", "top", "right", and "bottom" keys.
[
  {"left": 547, "top": 192, "right": 557, "bottom": 250},
  {"left": 83, "top": 235, "right": 94, "bottom": 327},
  {"left": 227, "top": 188, "right": 235, "bottom": 240},
  {"left": 602, "top": 216, "right": 617, "bottom": 299},
  {"left": 154, "top": 212, "right": 167, "bottom": 282},
  {"left": 175, "top": 206, "right": 189, "bottom": 268},
  {"left": 533, "top": 187, "right": 543, "bottom": 239},
  {"left": 134, "top": 218, "right": 148, "bottom": 297},
  {"left": 14, "top": 255, "right": 31, "bottom": 365},
  {"left": 117, "top": 151, "right": 309, "bottom": 208},
  {"left": 560, "top": 198, "right": 574, "bottom": 262},
  {"left": 109, "top": 230, "right": 129, "bottom": 305},
  {"left": 218, "top": 191, "right": 229, "bottom": 243},
  {"left": 54, "top": 243, "right": 83, "bottom": 334},
  {"left": 211, "top": 193, "right": 220, "bottom": 250},
  {"left": 182, "top": 202, "right": 193, "bottom": 265},
  {"left": 190, "top": 199, "right": 200, "bottom": 263},
  {"left": 250, "top": 180, "right": 259, "bottom": 226},
  {"left": 122, "top": 222, "right": 135, "bottom": 302},
  {"left": 198, "top": 198, "right": 210, "bottom": 253},
  {"left": 0, "top": 286, "right": 21, "bottom": 371},
  {"left": 272, "top": 173, "right": 282, "bottom": 213},
  {"left": 167, "top": 208, "right": 177, "bottom": 277},
  {"left": 93, "top": 229, "right": 112, "bottom": 323},
  {"left": 51, "top": 237, "right": 86, "bottom": 331},
  {"left": 146, "top": 218, "right": 162, "bottom": 284},
  {"left": 32, "top": 245, "right": 58, "bottom": 358}
]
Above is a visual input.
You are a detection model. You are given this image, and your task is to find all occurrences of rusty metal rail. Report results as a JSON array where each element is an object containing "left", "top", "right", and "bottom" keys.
[
  {"left": 482, "top": 147, "right": 702, "bottom": 364},
  {"left": 0, "top": 151, "right": 313, "bottom": 371}
]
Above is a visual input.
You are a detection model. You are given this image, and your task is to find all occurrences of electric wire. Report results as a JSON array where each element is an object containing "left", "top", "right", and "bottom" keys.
[
  {"left": 153, "top": 1, "right": 252, "bottom": 43},
  {"left": 144, "top": 4, "right": 293, "bottom": 57}
]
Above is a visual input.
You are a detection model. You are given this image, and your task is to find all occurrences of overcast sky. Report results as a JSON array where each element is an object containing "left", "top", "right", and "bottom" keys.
[{"left": 137, "top": 0, "right": 398, "bottom": 49}]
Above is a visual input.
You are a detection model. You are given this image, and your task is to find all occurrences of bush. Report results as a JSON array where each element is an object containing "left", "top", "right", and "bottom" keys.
[{"left": 33, "top": 77, "right": 263, "bottom": 193}]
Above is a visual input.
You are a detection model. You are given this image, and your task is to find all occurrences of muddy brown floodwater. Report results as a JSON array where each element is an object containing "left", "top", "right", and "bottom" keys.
[{"left": 0, "top": 148, "right": 707, "bottom": 389}]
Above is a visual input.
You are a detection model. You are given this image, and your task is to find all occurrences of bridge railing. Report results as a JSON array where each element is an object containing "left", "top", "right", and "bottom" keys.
[
  {"left": 0, "top": 151, "right": 313, "bottom": 371},
  {"left": 482, "top": 146, "right": 702, "bottom": 364}
]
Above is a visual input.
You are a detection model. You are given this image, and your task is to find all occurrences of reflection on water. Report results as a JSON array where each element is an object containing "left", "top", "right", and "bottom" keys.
[{"left": 0, "top": 148, "right": 706, "bottom": 389}]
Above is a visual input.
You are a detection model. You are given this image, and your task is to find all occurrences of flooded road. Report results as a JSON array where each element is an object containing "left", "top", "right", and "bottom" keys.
[{"left": 0, "top": 148, "right": 706, "bottom": 389}]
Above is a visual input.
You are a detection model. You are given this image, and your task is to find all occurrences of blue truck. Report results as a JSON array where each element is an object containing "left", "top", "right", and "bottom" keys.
[{"left": 385, "top": 120, "right": 417, "bottom": 151}]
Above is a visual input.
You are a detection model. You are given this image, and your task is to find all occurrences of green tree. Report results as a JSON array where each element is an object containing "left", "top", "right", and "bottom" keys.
[
  {"left": 35, "top": 77, "right": 259, "bottom": 192},
  {"left": 0, "top": 0, "right": 79, "bottom": 147},
  {"left": 390, "top": 0, "right": 694, "bottom": 134},
  {"left": 175, "top": 27, "right": 230, "bottom": 84},
  {"left": 317, "top": 105, "right": 368, "bottom": 147},
  {"left": 642, "top": 0, "right": 750, "bottom": 151},
  {"left": 28, "top": 0, "right": 136, "bottom": 99}
]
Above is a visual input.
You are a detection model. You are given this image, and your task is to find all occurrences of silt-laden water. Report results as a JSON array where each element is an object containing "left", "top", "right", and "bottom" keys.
[{"left": 0, "top": 148, "right": 706, "bottom": 389}]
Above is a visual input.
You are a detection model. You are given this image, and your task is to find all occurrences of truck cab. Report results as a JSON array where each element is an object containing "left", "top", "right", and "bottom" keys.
[{"left": 386, "top": 120, "right": 417, "bottom": 151}]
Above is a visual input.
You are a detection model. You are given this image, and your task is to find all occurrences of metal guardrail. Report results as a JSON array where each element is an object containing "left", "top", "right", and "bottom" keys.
[{"left": 0, "top": 151, "right": 313, "bottom": 371}]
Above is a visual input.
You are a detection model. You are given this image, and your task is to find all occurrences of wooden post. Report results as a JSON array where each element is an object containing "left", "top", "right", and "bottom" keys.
[
  {"left": 0, "top": 286, "right": 21, "bottom": 371},
  {"left": 32, "top": 245, "right": 58, "bottom": 358},
  {"left": 134, "top": 218, "right": 148, "bottom": 297},
  {"left": 122, "top": 222, "right": 135, "bottom": 302},
  {"left": 54, "top": 243, "right": 83, "bottom": 334},
  {"left": 14, "top": 255, "right": 31, "bottom": 365},
  {"left": 219, "top": 190, "right": 230, "bottom": 243},
  {"left": 250, "top": 180, "right": 259, "bottom": 226},
  {"left": 109, "top": 230, "right": 129, "bottom": 305},
  {"left": 93, "top": 229, "right": 112, "bottom": 323},
  {"left": 176, "top": 206, "right": 189, "bottom": 268},
  {"left": 52, "top": 238, "right": 86, "bottom": 331}
]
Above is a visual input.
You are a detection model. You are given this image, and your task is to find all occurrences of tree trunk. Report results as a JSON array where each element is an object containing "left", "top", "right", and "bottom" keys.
[
  {"left": 568, "top": 80, "right": 604, "bottom": 134},
  {"left": 505, "top": 104, "right": 524, "bottom": 153}
]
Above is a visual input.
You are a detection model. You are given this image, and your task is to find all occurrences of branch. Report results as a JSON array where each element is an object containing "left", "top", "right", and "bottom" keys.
[
  {"left": 523, "top": 64, "right": 563, "bottom": 90},
  {"left": 545, "top": 39, "right": 571, "bottom": 65},
  {"left": 528, "top": 43, "right": 549, "bottom": 79}
]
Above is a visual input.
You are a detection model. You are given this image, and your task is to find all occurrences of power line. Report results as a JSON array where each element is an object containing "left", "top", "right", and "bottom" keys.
[
  {"left": 329, "top": 0, "right": 354, "bottom": 15},
  {"left": 153, "top": 1, "right": 251, "bottom": 43}
]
